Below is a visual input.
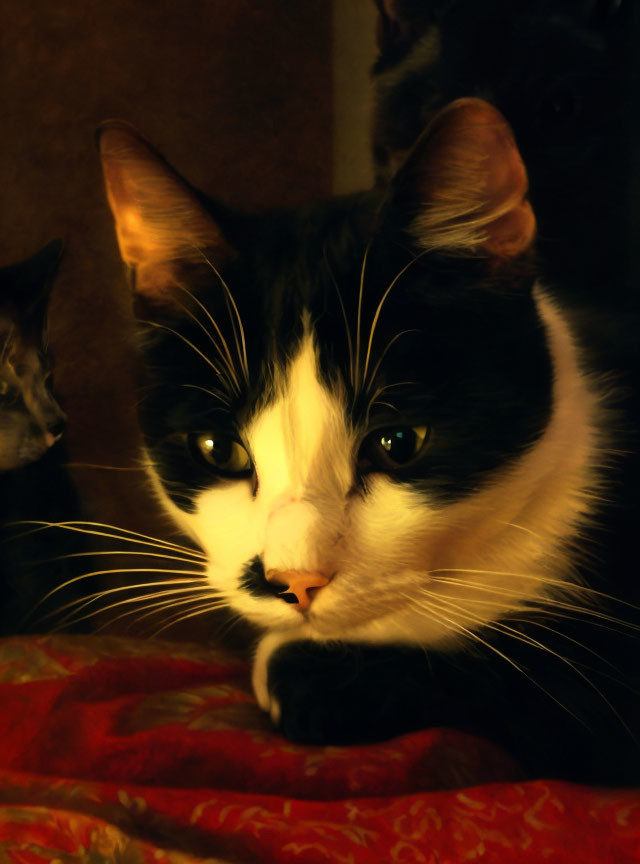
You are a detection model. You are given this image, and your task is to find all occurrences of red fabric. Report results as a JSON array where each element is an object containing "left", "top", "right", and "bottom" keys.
[{"left": 0, "top": 635, "right": 638, "bottom": 863}]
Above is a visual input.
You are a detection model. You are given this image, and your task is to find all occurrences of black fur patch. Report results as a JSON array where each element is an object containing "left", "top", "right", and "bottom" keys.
[
  {"left": 240, "top": 556, "right": 283, "bottom": 600},
  {"left": 139, "top": 192, "right": 551, "bottom": 512}
]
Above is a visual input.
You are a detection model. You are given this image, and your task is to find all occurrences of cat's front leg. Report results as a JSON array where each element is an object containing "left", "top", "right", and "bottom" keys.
[
  {"left": 256, "top": 638, "right": 436, "bottom": 746},
  {"left": 252, "top": 628, "right": 311, "bottom": 724}
]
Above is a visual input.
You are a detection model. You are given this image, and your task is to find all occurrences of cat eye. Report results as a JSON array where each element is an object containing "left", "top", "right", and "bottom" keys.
[
  {"left": 188, "top": 432, "right": 253, "bottom": 476},
  {"left": 359, "top": 425, "right": 430, "bottom": 470}
]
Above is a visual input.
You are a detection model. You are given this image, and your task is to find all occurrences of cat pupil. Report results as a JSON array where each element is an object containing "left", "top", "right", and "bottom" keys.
[{"left": 381, "top": 429, "right": 414, "bottom": 462}]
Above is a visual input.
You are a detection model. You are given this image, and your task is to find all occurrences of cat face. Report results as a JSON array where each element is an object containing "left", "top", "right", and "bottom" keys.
[
  {"left": 0, "top": 241, "right": 66, "bottom": 471},
  {"left": 99, "top": 101, "right": 602, "bottom": 649}
]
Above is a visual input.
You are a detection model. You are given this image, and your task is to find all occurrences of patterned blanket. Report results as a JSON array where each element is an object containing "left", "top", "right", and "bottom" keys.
[{"left": 0, "top": 635, "right": 638, "bottom": 863}]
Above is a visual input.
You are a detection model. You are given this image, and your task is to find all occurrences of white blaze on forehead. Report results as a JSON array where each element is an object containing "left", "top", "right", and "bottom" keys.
[
  {"left": 245, "top": 330, "right": 351, "bottom": 498},
  {"left": 243, "top": 328, "right": 354, "bottom": 572}
]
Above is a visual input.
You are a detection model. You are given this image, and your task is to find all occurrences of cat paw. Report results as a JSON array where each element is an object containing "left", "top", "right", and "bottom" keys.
[
  {"left": 252, "top": 629, "right": 308, "bottom": 724},
  {"left": 263, "top": 640, "right": 434, "bottom": 746}
]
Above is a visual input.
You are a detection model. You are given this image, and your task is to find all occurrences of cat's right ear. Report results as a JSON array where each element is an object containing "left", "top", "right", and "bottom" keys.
[
  {"left": 97, "top": 122, "right": 233, "bottom": 311},
  {"left": 385, "top": 98, "right": 536, "bottom": 263}
]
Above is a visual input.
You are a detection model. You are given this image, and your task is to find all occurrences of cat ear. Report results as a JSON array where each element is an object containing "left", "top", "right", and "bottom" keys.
[
  {"left": 97, "top": 121, "right": 233, "bottom": 308},
  {"left": 0, "top": 239, "right": 63, "bottom": 340},
  {"left": 373, "top": 0, "right": 432, "bottom": 53},
  {"left": 389, "top": 98, "right": 536, "bottom": 261}
]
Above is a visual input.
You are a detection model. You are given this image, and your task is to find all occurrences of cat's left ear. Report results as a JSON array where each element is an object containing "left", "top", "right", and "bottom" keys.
[
  {"left": 98, "top": 122, "right": 233, "bottom": 310},
  {"left": 386, "top": 98, "right": 536, "bottom": 262}
]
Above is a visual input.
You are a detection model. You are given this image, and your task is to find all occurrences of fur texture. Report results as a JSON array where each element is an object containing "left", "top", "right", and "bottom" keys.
[{"left": 98, "top": 99, "right": 639, "bottom": 784}]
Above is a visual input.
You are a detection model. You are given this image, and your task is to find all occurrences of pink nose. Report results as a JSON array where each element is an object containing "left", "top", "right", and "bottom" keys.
[{"left": 265, "top": 569, "right": 331, "bottom": 611}]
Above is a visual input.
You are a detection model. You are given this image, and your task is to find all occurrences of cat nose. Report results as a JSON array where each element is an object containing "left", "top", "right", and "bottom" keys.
[
  {"left": 44, "top": 418, "right": 65, "bottom": 447},
  {"left": 265, "top": 569, "right": 332, "bottom": 611}
]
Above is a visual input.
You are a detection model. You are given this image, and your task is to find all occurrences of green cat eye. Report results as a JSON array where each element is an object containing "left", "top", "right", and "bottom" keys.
[
  {"left": 189, "top": 432, "right": 253, "bottom": 475},
  {"left": 361, "top": 425, "right": 430, "bottom": 469}
]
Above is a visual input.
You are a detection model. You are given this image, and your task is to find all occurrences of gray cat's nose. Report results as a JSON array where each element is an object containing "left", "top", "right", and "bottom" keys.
[{"left": 44, "top": 418, "right": 65, "bottom": 447}]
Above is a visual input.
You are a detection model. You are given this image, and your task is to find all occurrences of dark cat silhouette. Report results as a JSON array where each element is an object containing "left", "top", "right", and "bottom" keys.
[{"left": 0, "top": 241, "right": 82, "bottom": 634}]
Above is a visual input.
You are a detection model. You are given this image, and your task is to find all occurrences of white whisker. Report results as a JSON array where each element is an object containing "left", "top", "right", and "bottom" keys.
[
  {"left": 13, "top": 520, "right": 206, "bottom": 559},
  {"left": 173, "top": 281, "right": 243, "bottom": 394},
  {"left": 404, "top": 592, "right": 587, "bottom": 728},
  {"left": 141, "top": 319, "right": 235, "bottom": 395},
  {"left": 181, "top": 383, "right": 231, "bottom": 406},
  {"left": 423, "top": 590, "right": 634, "bottom": 739},
  {"left": 354, "top": 242, "right": 371, "bottom": 393},
  {"left": 323, "top": 247, "right": 355, "bottom": 388},
  {"left": 362, "top": 253, "right": 424, "bottom": 389},
  {"left": 99, "top": 590, "right": 216, "bottom": 633},
  {"left": 198, "top": 249, "right": 249, "bottom": 385},
  {"left": 150, "top": 599, "right": 232, "bottom": 637}
]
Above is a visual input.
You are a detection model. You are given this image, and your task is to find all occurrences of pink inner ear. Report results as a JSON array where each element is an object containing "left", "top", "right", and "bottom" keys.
[
  {"left": 99, "top": 122, "right": 231, "bottom": 273},
  {"left": 408, "top": 98, "right": 537, "bottom": 259}
]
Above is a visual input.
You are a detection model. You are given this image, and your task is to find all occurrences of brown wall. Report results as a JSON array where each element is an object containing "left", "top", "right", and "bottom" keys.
[{"left": 1, "top": 1, "right": 333, "bottom": 538}]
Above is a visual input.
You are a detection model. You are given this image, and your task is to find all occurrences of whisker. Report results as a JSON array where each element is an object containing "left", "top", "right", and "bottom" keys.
[
  {"left": 364, "top": 381, "right": 417, "bottom": 424},
  {"left": 150, "top": 599, "right": 232, "bottom": 637},
  {"left": 323, "top": 246, "right": 354, "bottom": 388},
  {"left": 365, "top": 328, "right": 421, "bottom": 393},
  {"left": 7, "top": 520, "right": 205, "bottom": 558},
  {"left": 64, "top": 463, "right": 146, "bottom": 472},
  {"left": 45, "top": 571, "right": 210, "bottom": 627},
  {"left": 432, "top": 578, "right": 639, "bottom": 640},
  {"left": 429, "top": 574, "right": 640, "bottom": 632},
  {"left": 362, "top": 252, "right": 425, "bottom": 390},
  {"left": 404, "top": 593, "right": 587, "bottom": 728},
  {"left": 181, "top": 384, "right": 231, "bottom": 406},
  {"left": 173, "top": 282, "right": 242, "bottom": 395},
  {"left": 37, "top": 549, "right": 207, "bottom": 567},
  {"left": 424, "top": 591, "right": 635, "bottom": 740},
  {"left": 354, "top": 242, "right": 371, "bottom": 393},
  {"left": 368, "top": 400, "right": 401, "bottom": 414},
  {"left": 429, "top": 568, "right": 640, "bottom": 615},
  {"left": 56, "top": 595, "right": 229, "bottom": 635},
  {"left": 98, "top": 590, "right": 217, "bottom": 633},
  {"left": 140, "top": 319, "right": 235, "bottom": 395},
  {"left": 30, "top": 569, "right": 207, "bottom": 622},
  {"left": 508, "top": 616, "right": 621, "bottom": 672},
  {"left": 198, "top": 250, "right": 249, "bottom": 385}
]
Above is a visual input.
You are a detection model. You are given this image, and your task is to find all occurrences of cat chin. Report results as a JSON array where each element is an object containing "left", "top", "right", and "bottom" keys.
[{"left": 0, "top": 441, "right": 48, "bottom": 472}]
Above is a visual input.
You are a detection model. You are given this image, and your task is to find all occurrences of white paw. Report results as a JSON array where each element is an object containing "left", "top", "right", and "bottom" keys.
[{"left": 252, "top": 628, "right": 308, "bottom": 721}]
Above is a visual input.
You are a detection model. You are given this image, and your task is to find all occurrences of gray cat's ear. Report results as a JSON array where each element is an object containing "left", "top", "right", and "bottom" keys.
[
  {"left": 373, "top": 0, "right": 432, "bottom": 53},
  {"left": 98, "top": 121, "right": 233, "bottom": 307},
  {"left": 388, "top": 98, "right": 536, "bottom": 261}
]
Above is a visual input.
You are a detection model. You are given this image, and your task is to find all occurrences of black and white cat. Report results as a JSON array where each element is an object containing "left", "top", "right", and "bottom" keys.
[{"left": 97, "top": 98, "right": 639, "bottom": 785}]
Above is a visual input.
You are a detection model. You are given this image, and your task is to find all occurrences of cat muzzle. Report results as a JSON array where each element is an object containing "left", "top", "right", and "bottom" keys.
[{"left": 265, "top": 569, "right": 332, "bottom": 611}]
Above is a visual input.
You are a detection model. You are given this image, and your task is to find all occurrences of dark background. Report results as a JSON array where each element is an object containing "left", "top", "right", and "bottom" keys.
[{"left": 0, "top": 1, "right": 375, "bottom": 540}]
